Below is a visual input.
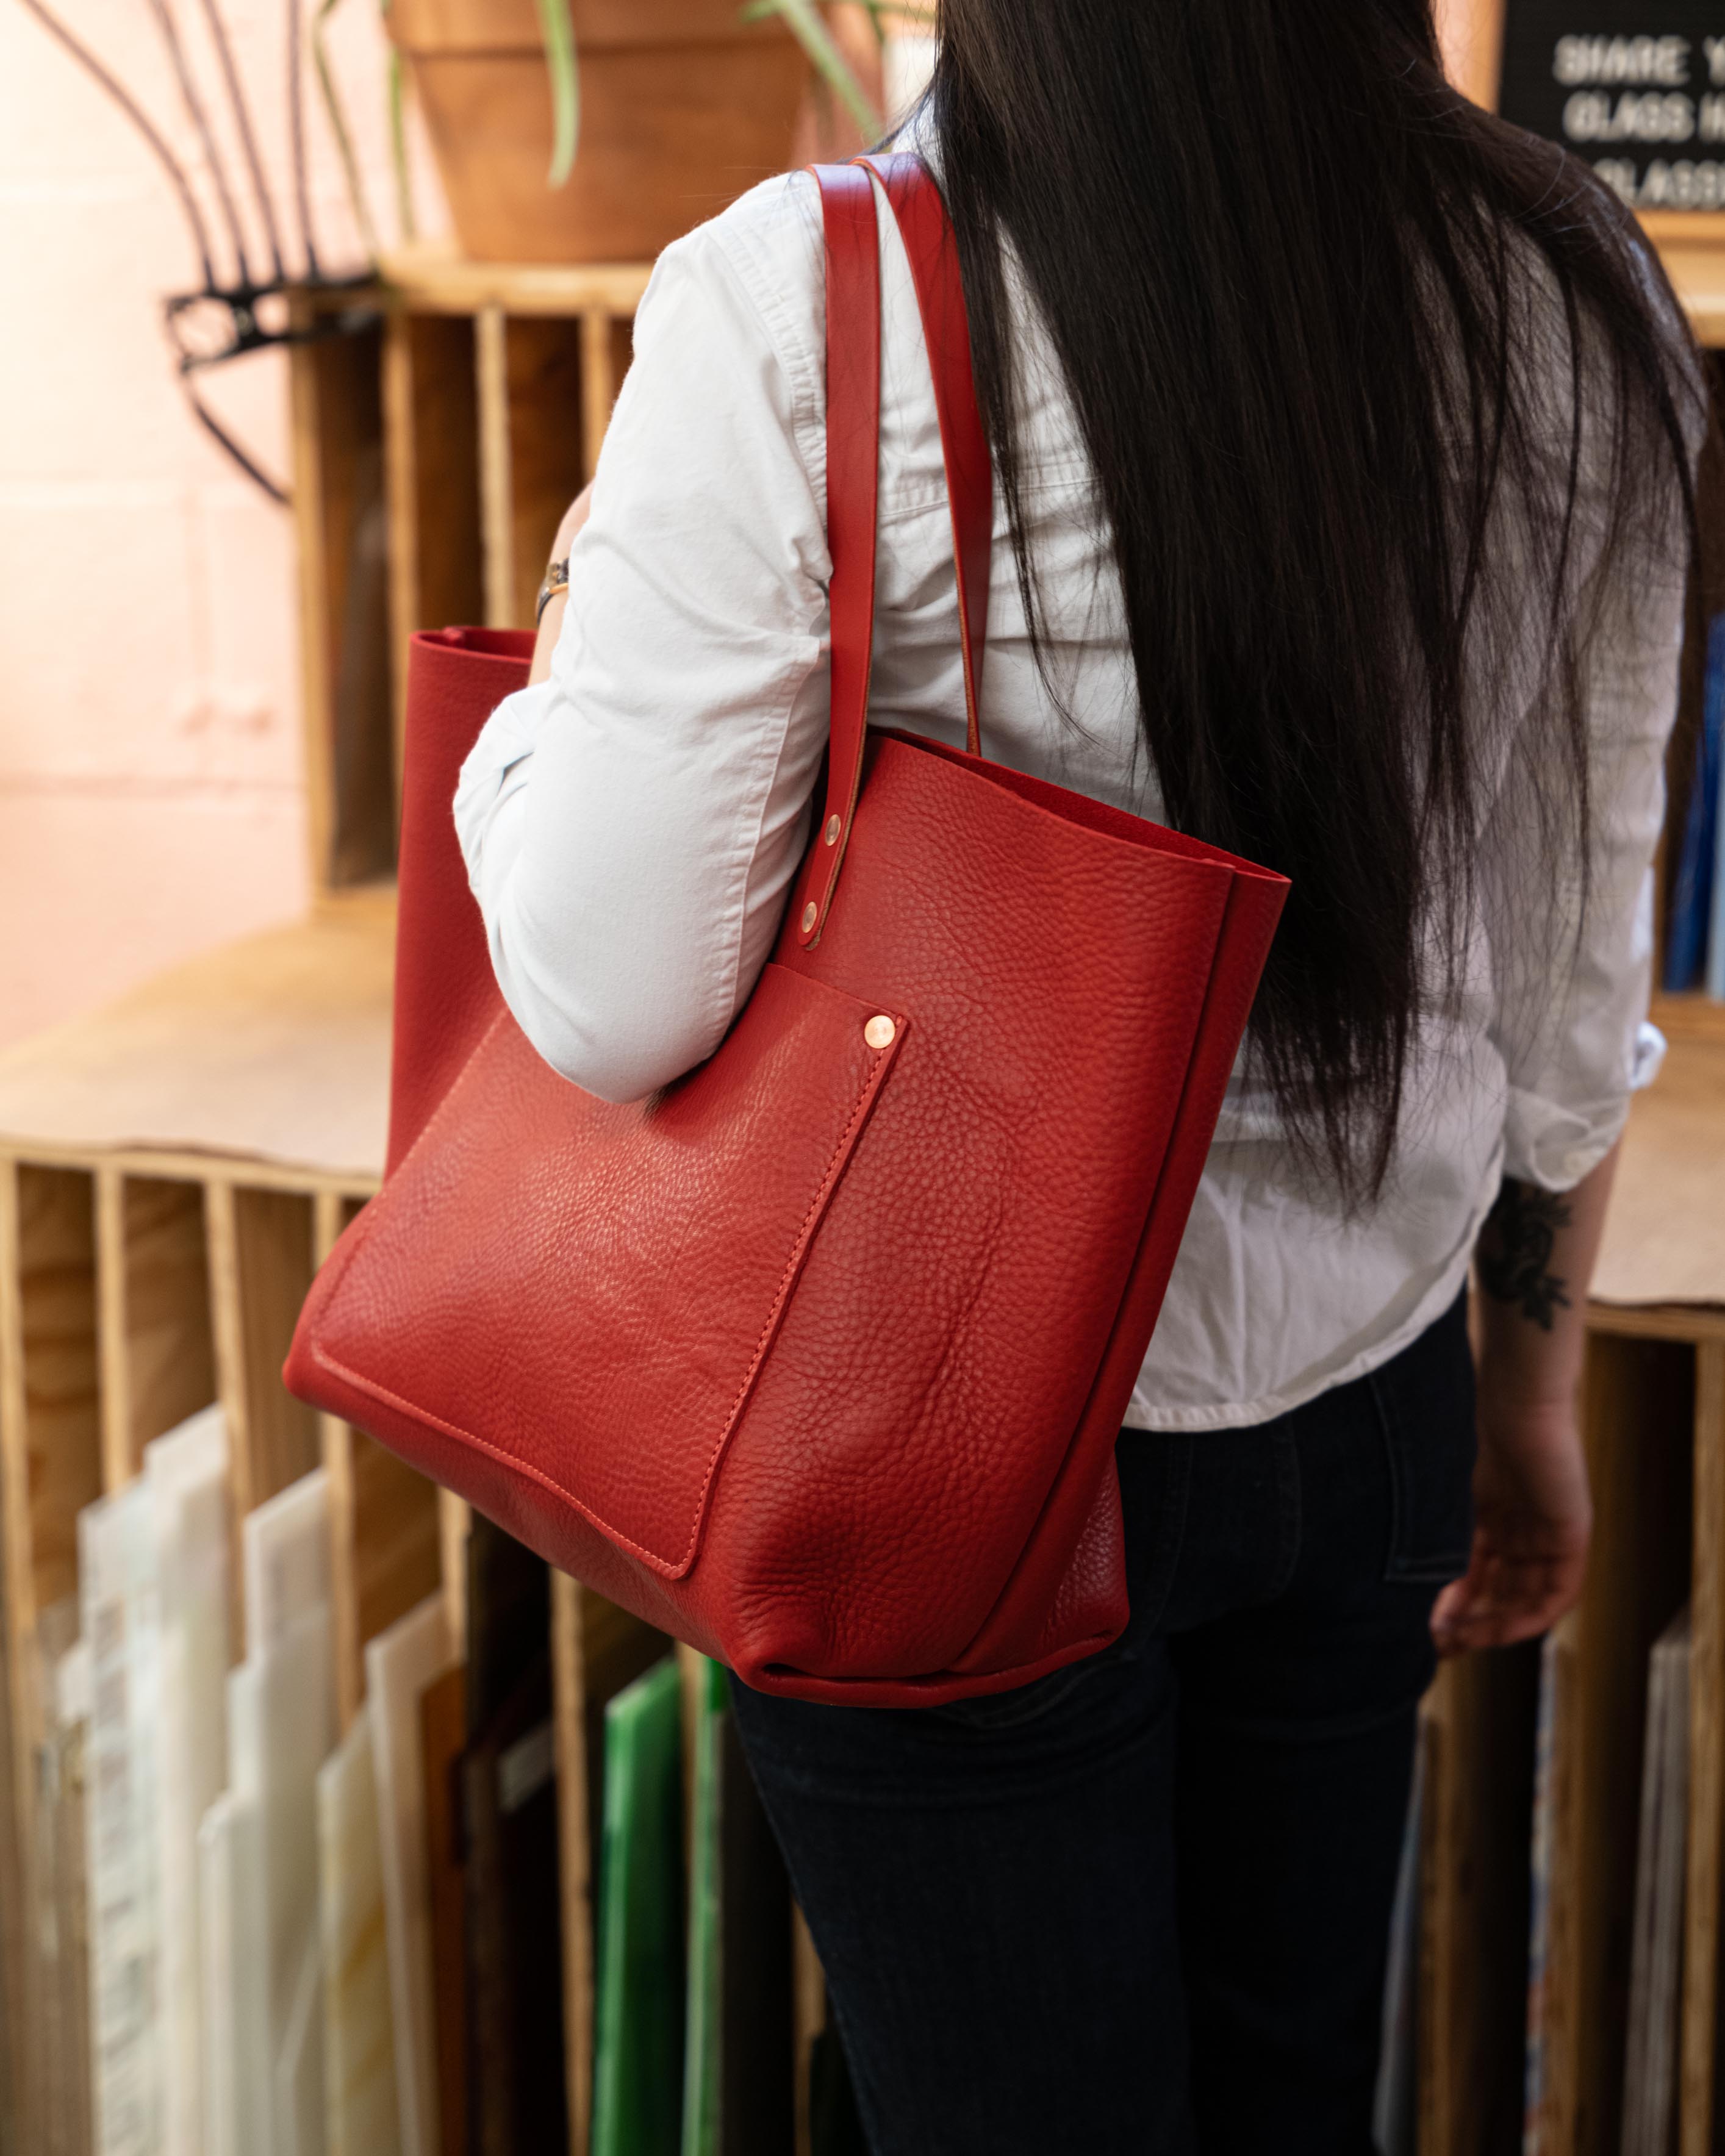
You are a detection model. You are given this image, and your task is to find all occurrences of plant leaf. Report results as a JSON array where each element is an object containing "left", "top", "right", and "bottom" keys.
[
  {"left": 313, "top": 0, "right": 379, "bottom": 257},
  {"left": 742, "top": 0, "right": 881, "bottom": 139},
  {"left": 534, "top": 0, "right": 579, "bottom": 188},
  {"left": 386, "top": 47, "right": 418, "bottom": 242}
]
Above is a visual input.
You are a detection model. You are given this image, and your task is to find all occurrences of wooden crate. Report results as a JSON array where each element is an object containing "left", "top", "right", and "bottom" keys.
[{"left": 293, "top": 246, "right": 651, "bottom": 904}]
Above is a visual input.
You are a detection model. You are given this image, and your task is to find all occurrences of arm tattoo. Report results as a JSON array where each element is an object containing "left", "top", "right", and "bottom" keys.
[{"left": 1478, "top": 1178, "right": 1573, "bottom": 1331}]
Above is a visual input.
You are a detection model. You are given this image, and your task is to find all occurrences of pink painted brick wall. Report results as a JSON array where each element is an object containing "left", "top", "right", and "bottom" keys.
[{"left": 0, "top": 0, "right": 442, "bottom": 1050}]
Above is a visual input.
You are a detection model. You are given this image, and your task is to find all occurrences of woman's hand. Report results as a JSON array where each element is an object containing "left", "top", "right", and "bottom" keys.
[
  {"left": 1432, "top": 1389, "right": 1591, "bottom": 1655},
  {"left": 529, "top": 483, "right": 595, "bottom": 685},
  {"left": 1434, "top": 1145, "right": 1618, "bottom": 1657}
]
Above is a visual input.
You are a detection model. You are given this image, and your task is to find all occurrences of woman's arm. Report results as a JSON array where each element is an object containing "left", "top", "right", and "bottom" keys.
[
  {"left": 1432, "top": 1144, "right": 1618, "bottom": 1654},
  {"left": 453, "top": 185, "right": 833, "bottom": 1105},
  {"left": 529, "top": 485, "right": 592, "bottom": 685}
]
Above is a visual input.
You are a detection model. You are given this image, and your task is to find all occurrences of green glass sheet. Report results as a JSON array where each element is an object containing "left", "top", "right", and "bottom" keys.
[
  {"left": 592, "top": 1652, "right": 685, "bottom": 2156},
  {"left": 680, "top": 1656, "right": 729, "bottom": 2156}
]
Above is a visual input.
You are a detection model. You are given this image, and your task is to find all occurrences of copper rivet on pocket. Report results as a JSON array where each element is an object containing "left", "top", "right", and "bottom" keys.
[
  {"left": 801, "top": 901, "right": 818, "bottom": 933},
  {"left": 825, "top": 815, "right": 841, "bottom": 845},
  {"left": 864, "top": 1015, "right": 896, "bottom": 1050}
]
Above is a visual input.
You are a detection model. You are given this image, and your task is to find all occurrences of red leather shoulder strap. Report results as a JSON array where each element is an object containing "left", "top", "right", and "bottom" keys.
[
  {"left": 798, "top": 161, "right": 881, "bottom": 948},
  {"left": 797, "top": 153, "right": 994, "bottom": 949},
  {"left": 861, "top": 152, "right": 992, "bottom": 751}
]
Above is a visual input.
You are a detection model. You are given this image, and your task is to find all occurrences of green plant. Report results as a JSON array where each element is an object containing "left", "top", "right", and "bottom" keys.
[
  {"left": 536, "top": 0, "right": 578, "bottom": 185},
  {"left": 743, "top": 0, "right": 888, "bottom": 140},
  {"left": 532, "top": 0, "right": 890, "bottom": 192},
  {"left": 321, "top": 0, "right": 898, "bottom": 246}
]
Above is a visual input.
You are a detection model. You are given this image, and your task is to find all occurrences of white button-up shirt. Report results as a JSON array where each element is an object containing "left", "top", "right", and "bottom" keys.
[{"left": 456, "top": 166, "right": 1691, "bottom": 1431}]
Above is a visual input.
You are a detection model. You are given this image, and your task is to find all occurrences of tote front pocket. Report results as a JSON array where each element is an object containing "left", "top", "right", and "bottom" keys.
[{"left": 309, "top": 961, "right": 906, "bottom": 1578}]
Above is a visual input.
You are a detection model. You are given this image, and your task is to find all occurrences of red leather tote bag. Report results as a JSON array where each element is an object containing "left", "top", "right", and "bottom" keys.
[{"left": 286, "top": 153, "right": 1289, "bottom": 1706}]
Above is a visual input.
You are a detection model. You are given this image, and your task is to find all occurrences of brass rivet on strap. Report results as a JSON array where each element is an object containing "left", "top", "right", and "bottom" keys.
[
  {"left": 801, "top": 901, "right": 818, "bottom": 933},
  {"left": 824, "top": 815, "right": 841, "bottom": 845},
  {"left": 864, "top": 1015, "right": 896, "bottom": 1050}
]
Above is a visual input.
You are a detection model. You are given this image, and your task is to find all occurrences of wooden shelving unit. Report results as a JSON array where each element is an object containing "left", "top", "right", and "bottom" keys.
[
  {"left": 0, "top": 915, "right": 407, "bottom": 2148},
  {"left": 290, "top": 246, "right": 649, "bottom": 904},
  {"left": 1, "top": 185, "right": 1723, "bottom": 2156},
  {"left": 0, "top": 253, "right": 685, "bottom": 2156}
]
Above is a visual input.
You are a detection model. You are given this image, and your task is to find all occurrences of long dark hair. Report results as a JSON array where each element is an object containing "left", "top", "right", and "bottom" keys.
[{"left": 928, "top": 0, "right": 1701, "bottom": 1199}]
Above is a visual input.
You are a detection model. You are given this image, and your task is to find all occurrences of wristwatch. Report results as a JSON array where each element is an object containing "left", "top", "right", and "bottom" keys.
[{"left": 536, "top": 556, "right": 570, "bottom": 625}]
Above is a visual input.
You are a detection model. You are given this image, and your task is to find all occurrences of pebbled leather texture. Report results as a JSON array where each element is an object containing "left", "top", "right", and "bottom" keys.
[{"left": 285, "top": 155, "right": 1290, "bottom": 1706}]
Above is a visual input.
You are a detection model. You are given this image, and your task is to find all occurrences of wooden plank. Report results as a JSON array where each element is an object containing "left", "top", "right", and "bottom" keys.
[
  {"left": 1588, "top": 1303, "right": 1725, "bottom": 1348},
  {"left": 290, "top": 291, "right": 395, "bottom": 895},
  {"left": 349, "top": 1434, "right": 440, "bottom": 1691},
  {"left": 381, "top": 244, "right": 651, "bottom": 320},
  {"left": 0, "top": 1164, "right": 101, "bottom": 2147},
  {"left": 207, "top": 1182, "right": 318, "bottom": 1532},
  {"left": 440, "top": 1489, "right": 472, "bottom": 1652},
  {"left": 289, "top": 295, "right": 340, "bottom": 909},
  {"left": 383, "top": 310, "right": 484, "bottom": 799},
  {"left": 7, "top": 1170, "right": 102, "bottom": 1627},
  {"left": 95, "top": 1172, "right": 214, "bottom": 1492},
  {"left": 580, "top": 310, "right": 632, "bottom": 482},
  {"left": 382, "top": 309, "right": 419, "bottom": 813},
  {"left": 551, "top": 1569, "right": 592, "bottom": 2156},
  {"left": 1536, "top": 1333, "right": 1696, "bottom": 2155},
  {"left": 1416, "top": 1647, "right": 1540, "bottom": 2156},
  {"left": 93, "top": 1168, "right": 127, "bottom": 1495},
  {"left": 319, "top": 1186, "right": 440, "bottom": 1732},
  {"left": 1650, "top": 992, "right": 1725, "bottom": 1048},
  {"left": 507, "top": 317, "right": 587, "bottom": 629},
  {"left": 0, "top": 1167, "right": 27, "bottom": 2156},
  {"left": 476, "top": 306, "right": 515, "bottom": 629},
  {"left": 792, "top": 1904, "right": 826, "bottom": 2156},
  {"left": 232, "top": 1186, "right": 318, "bottom": 1513},
  {"left": 2, "top": 1147, "right": 377, "bottom": 1203},
  {"left": 1683, "top": 1341, "right": 1725, "bottom": 2156}
]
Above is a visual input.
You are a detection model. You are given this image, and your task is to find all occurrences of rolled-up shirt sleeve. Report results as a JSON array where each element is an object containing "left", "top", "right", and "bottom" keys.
[
  {"left": 453, "top": 179, "right": 831, "bottom": 1103},
  {"left": 1482, "top": 467, "right": 1690, "bottom": 1192}
]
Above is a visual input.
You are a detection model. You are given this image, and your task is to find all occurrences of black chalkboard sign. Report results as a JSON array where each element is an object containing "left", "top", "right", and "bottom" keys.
[{"left": 1499, "top": 4, "right": 1725, "bottom": 208}]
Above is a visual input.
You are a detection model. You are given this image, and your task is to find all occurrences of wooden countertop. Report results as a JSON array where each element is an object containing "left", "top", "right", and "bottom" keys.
[{"left": 0, "top": 901, "right": 393, "bottom": 1188}]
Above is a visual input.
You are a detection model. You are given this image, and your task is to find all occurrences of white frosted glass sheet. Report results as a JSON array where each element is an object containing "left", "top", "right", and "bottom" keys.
[
  {"left": 228, "top": 1601, "right": 336, "bottom": 2156},
  {"left": 207, "top": 1466, "right": 340, "bottom": 2156},
  {"left": 145, "top": 1405, "right": 231, "bottom": 2156},
  {"left": 199, "top": 1789, "right": 270, "bottom": 2156},
  {"left": 365, "top": 1593, "right": 454, "bottom": 2156},
  {"left": 242, "top": 1467, "right": 331, "bottom": 1653},
  {"left": 81, "top": 1480, "right": 162, "bottom": 2156},
  {"left": 318, "top": 1711, "right": 403, "bottom": 2156}
]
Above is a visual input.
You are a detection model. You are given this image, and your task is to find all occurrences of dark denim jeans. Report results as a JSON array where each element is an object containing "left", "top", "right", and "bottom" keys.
[{"left": 731, "top": 1291, "right": 1477, "bottom": 2155}]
